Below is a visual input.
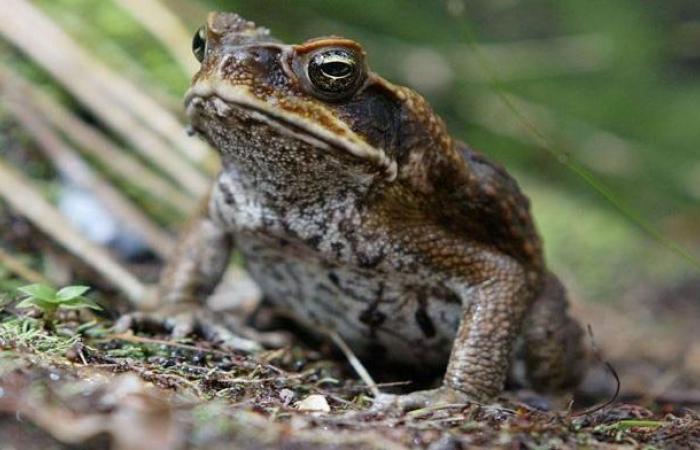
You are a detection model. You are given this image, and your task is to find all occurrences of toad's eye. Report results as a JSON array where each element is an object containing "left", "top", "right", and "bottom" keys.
[
  {"left": 306, "top": 48, "right": 363, "bottom": 100},
  {"left": 192, "top": 26, "right": 207, "bottom": 63}
]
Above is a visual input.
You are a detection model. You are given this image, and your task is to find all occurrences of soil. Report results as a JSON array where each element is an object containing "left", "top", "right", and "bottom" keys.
[{"left": 1, "top": 290, "right": 699, "bottom": 450}]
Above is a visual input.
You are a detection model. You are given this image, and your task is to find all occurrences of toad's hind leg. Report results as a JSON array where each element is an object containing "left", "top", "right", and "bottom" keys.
[{"left": 520, "top": 273, "right": 587, "bottom": 392}]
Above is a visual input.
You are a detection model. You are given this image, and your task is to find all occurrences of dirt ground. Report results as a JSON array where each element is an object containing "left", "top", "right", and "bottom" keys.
[{"left": 1, "top": 276, "right": 699, "bottom": 450}]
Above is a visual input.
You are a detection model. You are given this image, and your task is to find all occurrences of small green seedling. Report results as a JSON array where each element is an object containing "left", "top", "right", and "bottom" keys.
[{"left": 16, "top": 284, "right": 101, "bottom": 325}]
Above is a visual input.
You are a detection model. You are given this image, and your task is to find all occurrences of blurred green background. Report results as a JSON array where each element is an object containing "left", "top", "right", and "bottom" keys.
[{"left": 2, "top": 0, "right": 699, "bottom": 304}]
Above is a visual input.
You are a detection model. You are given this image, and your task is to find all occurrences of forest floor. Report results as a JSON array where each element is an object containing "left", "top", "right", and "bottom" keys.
[
  {"left": 2, "top": 1, "right": 700, "bottom": 448},
  {"left": 1, "top": 277, "right": 699, "bottom": 450},
  {"left": 3, "top": 1, "right": 700, "bottom": 446}
]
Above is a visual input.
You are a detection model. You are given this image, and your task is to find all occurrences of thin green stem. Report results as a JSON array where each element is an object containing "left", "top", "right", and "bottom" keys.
[{"left": 453, "top": 15, "right": 700, "bottom": 272}]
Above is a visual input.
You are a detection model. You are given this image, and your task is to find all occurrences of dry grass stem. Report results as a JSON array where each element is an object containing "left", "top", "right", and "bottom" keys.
[
  {"left": 2, "top": 94, "right": 175, "bottom": 259},
  {"left": 113, "top": 0, "right": 199, "bottom": 76},
  {"left": 0, "top": 247, "right": 52, "bottom": 285},
  {"left": 0, "top": 0, "right": 210, "bottom": 196},
  {"left": 0, "top": 160, "right": 146, "bottom": 303},
  {"left": 0, "top": 68, "right": 196, "bottom": 215},
  {"left": 468, "top": 93, "right": 644, "bottom": 177},
  {"left": 327, "top": 329, "right": 380, "bottom": 397}
]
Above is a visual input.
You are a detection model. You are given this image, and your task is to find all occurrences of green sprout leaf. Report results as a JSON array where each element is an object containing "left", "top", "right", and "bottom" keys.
[
  {"left": 56, "top": 285, "right": 91, "bottom": 301},
  {"left": 15, "top": 284, "right": 101, "bottom": 315},
  {"left": 17, "top": 284, "right": 56, "bottom": 302}
]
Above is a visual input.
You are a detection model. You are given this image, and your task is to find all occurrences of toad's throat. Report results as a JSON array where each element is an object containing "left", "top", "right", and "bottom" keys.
[{"left": 186, "top": 81, "right": 397, "bottom": 181}]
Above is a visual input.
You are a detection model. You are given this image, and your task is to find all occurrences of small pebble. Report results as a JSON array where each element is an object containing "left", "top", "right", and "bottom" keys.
[
  {"left": 296, "top": 394, "right": 330, "bottom": 413},
  {"left": 293, "top": 359, "right": 306, "bottom": 370},
  {"left": 217, "top": 359, "right": 234, "bottom": 370},
  {"left": 279, "top": 388, "right": 295, "bottom": 406}
]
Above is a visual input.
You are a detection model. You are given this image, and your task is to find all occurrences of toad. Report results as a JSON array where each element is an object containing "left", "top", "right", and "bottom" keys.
[{"left": 119, "top": 12, "right": 586, "bottom": 409}]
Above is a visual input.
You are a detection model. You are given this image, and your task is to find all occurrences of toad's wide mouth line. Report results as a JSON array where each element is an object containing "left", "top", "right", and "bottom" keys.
[{"left": 185, "top": 81, "right": 398, "bottom": 181}]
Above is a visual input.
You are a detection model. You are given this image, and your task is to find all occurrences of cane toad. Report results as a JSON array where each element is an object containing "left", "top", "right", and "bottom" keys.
[{"left": 121, "top": 12, "right": 587, "bottom": 408}]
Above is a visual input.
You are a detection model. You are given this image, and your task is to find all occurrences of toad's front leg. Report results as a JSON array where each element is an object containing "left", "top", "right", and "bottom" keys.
[
  {"left": 373, "top": 257, "right": 535, "bottom": 411},
  {"left": 115, "top": 192, "right": 270, "bottom": 352}
]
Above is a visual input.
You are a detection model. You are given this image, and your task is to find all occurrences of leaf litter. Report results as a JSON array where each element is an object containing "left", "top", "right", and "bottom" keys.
[{"left": 1, "top": 307, "right": 699, "bottom": 449}]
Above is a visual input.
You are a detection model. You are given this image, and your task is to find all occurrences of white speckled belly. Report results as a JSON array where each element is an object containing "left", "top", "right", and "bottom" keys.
[
  {"left": 211, "top": 169, "right": 465, "bottom": 367},
  {"left": 237, "top": 233, "right": 463, "bottom": 367}
]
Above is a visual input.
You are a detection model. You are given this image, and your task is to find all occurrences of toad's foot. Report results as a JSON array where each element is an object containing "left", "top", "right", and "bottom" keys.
[
  {"left": 113, "top": 305, "right": 289, "bottom": 353},
  {"left": 370, "top": 386, "right": 477, "bottom": 414}
]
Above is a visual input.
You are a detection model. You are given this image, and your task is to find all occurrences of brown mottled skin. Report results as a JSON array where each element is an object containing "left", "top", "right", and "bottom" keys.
[{"left": 119, "top": 13, "right": 586, "bottom": 408}]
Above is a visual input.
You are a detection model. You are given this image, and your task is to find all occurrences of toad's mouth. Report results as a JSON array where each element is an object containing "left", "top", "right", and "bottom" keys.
[{"left": 185, "top": 81, "right": 397, "bottom": 181}]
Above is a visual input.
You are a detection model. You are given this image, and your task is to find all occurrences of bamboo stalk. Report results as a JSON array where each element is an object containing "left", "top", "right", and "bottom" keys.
[
  {"left": 0, "top": 160, "right": 147, "bottom": 305},
  {"left": 44, "top": 3, "right": 185, "bottom": 112},
  {"left": 3, "top": 95, "right": 176, "bottom": 259},
  {"left": 0, "top": 67, "right": 196, "bottom": 215},
  {"left": 0, "top": 0, "right": 210, "bottom": 196},
  {"left": 162, "top": 0, "right": 210, "bottom": 27},
  {"left": 113, "top": 0, "right": 199, "bottom": 76}
]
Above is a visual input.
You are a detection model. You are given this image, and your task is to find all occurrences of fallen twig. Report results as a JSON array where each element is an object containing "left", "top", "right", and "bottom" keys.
[{"left": 405, "top": 403, "right": 471, "bottom": 420}]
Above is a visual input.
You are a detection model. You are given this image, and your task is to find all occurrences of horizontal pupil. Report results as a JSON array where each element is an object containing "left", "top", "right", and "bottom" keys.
[{"left": 321, "top": 61, "right": 353, "bottom": 78}]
